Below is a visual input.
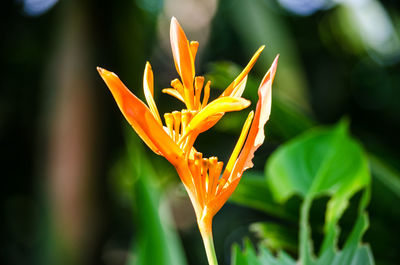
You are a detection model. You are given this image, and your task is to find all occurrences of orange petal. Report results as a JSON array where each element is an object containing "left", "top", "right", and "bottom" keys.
[
  {"left": 171, "top": 78, "right": 184, "bottom": 95},
  {"left": 220, "top": 46, "right": 264, "bottom": 97},
  {"left": 194, "top": 76, "right": 205, "bottom": 109},
  {"left": 143, "top": 62, "right": 162, "bottom": 124},
  {"left": 170, "top": 17, "right": 195, "bottom": 107},
  {"left": 208, "top": 178, "right": 241, "bottom": 218},
  {"left": 231, "top": 76, "right": 247, "bottom": 98},
  {"left": 226, "top": 55, "right": 279, "bottom": 181},
  {"left": 97, "top": 67, "right": 183, "bottom": 165},
  {"left": 162, "top": 88, "right": 185, "bottom": 103},
  {"left": 209, "top": 54, "right": 278, "bottom": 214},
  {"left": 190, "top": 41, "right": 199, "bottom": 61},
  {"left": 201, "top": 80, "right": 211, "bottom": 108},
  {"left": 224, "top": 111, "right": 254, "bottom": 175},
  {"left": 179, "top": 97, "right": 251, "bottom": 143}
]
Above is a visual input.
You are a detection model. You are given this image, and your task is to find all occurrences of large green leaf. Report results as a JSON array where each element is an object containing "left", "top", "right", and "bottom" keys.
[
  {"left": 267, "top": 121, "right": 370, "bottom": 258},
  {"left": 266, "top": 120, "right": 370, "bottom": 203}
]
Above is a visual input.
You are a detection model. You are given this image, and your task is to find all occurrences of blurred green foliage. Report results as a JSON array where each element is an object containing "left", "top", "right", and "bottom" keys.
[{"left": 113, "top": 131, "right": 187, "bottom": 265}]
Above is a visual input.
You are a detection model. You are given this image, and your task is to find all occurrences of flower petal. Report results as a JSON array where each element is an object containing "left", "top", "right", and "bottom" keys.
[
  {"left": 220, "top": 46, "right": 264, "bottom": 97},
  {"left": 170, "top": 17, "right": 195, "bottom": 107},
  {"left": 201, "top": 80, "right": 211, "bottom": 108},
  {"left": 190, "top": 41, "right": 199, "bottom": 61},
  {"left": 224, "top": 111, "right": 254, "bottom": 175},
  {"left": 207, "top": 178, "right": 241, "bottom": 218},
  {"left": 143, "top": 62, "right": 162, "bottom": 125},
  {"left": 207, "top": 55, "right": 278, "bottom": 217},
  {"left": 226, "top": 55, "right": 279, "bottom": 181},
  {"left": 162, "top": 88, "right": 185, "bottom": 103},
  {"left": 231, "top": 76, "right": 248, "bottom": 98},
  {"left": 97, "top": 67, "right": 183, "bottom": 165},
  {"left": 179, "top": 97, "right": 251, "bottom": 143}
]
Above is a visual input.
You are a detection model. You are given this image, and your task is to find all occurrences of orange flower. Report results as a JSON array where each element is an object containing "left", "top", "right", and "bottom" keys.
[{"left": 98, "top": 17, "right": 278, "bottom": 265}]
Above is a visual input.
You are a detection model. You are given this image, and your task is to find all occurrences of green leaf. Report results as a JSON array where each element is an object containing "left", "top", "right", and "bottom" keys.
[
  {"left": 260, "top": 120, "right": 373, "bottom": 265},
  {"left": 231, "top": 240, "right": 296, "bottom": 265},
  {"left": 232, "top": 217, "right": 374, "bottom": 265},
  {"left": 369, "top": 154, "right": 400, "bottom": 198},
  {"left": 249, "top": 222, "right": 298, "bottom": 254},
  {"left": 114, "top": 131, "right": 188, "bottom": 265},
  {"left": 266, "top": 120, "right": 370, "bottom": 203},
  {"left": 231, "top": 121, "right": 375, "bottom": 264},
  {"left": 316, "top": 212, "right": 374, "bottom": 265},
  {"left": 267, "top": 121, "right": 370, "bottom": 255},
  {"left": 228, "top": 172, "right": 296, "bottom": 220},
  {"left": 130, "top": 176, "right": 187, "bottom": 265},
  {"left": 232, "top": 189, "right": 374, "bottom": 265}
]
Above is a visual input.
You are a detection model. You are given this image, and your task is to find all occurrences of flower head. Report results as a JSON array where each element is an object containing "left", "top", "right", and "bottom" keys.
[{"left": 97, "top": 17, "right": 278, "bottom": 262}]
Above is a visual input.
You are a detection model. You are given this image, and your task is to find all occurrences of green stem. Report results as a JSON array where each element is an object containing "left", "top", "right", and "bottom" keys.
[
  {"left": 300, "top": 196, "right": 313, "bottom": 265},
  {"left": 200, "top": 222, "right": 219, "bottom": 265}
]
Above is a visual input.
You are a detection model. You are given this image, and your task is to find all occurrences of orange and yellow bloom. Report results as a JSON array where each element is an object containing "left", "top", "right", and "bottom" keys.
[{"left": 98, "top": 17, "right": 278, "bottom": 265}]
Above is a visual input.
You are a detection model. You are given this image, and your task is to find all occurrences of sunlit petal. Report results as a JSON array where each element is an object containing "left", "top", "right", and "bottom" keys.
[
  {"left": 170, "top": 17, "right": 195, "bottom": 107},
  {"left": 162, "top": 88, "right": 186, "bottom": 103},
  {"left": 143, "top": 62, "right": 162, "bottom": 124},
  {"left": 231, "top": 76, "right": 248, "bottom": 98},
  {"left": 201, "top": 80, "right": 211, "bottom": 108},
  {"left": 97, "top": 67, "right": 183, "bottom": 165},
  {"left": 220, "top": 46, "right": 265, "bottom": 97},
  {"left": 208, "top": 178, "right": 241, "bottom": 218},
  {"left": 225, "top": 55, "right": 279, "bottom": 181},
  {"left": 190, "top": 41, "right": 199, "bottom": 61},
  {"left": 179, "top": 97, "right": 251, "bottom": 142},
  {"left": 224, "top": 111, "right": 254, "bottom": 175},
  {"left": 208, "top": 57, "right": 278, "bottom": 217}
]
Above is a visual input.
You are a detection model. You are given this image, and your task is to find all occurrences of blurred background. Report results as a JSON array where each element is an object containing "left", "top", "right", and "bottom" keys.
[{"left": 1, "top": 0, "right": 400, "bottom": 264}]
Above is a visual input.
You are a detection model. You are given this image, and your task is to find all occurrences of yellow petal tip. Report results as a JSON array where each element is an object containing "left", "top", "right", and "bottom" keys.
[
  {"left": 243, "top": 99, "right": 251, "bottom": 108},
  {"left": 274, "top": 54, "right": 280, "bottom": 64},
  {"left": 249, "top": 110, "right": 255, "bottom": 118},
  {"left": 171, "top": 16, "right": 179, "bottom": 26},
  {"left": 97, "top": 67, "right": 118, "bottom": 78}
]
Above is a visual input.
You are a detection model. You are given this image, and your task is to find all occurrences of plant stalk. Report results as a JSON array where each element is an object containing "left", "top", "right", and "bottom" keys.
[
  {"left": 300, "top": 196, "right": 313, "bottom": 265},
  {"left": 199, "top": 220, "right": 219, "bottom": 265}
]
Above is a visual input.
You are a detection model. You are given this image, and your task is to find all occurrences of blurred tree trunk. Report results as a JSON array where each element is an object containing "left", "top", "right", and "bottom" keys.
[{"left": 40, "top": 1, "right": 98, "bottom": 264}]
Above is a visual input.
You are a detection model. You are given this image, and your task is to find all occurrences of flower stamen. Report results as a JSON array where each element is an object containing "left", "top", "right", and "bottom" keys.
[
  {"left": 188, "top": 153, "right": 226, "bottom": 208},
  {"left": 172, "top": 111, "right": 182, "bottom": 142}
]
